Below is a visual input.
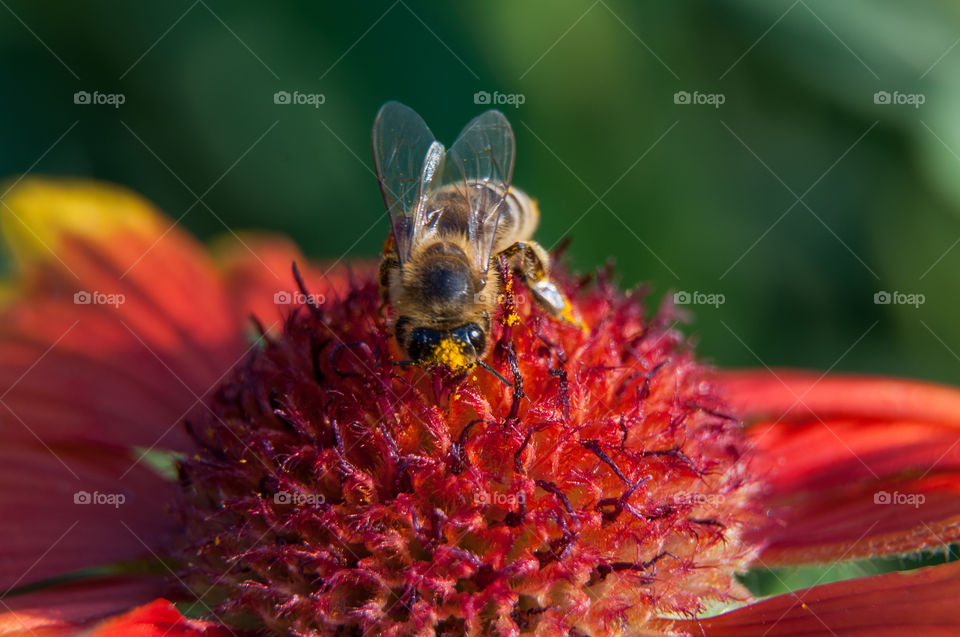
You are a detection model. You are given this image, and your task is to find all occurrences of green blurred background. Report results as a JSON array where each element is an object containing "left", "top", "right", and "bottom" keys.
[
  {"left": 3, "top": 0, "right": 960, "bottom": 381},
  {"left": 3, "top": 0, "right": 960, "bottom": 599}
]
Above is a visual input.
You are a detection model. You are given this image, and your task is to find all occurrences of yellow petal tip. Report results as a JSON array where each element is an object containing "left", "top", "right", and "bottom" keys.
[{"left": 0, "top": 177, "right": 164, "bottom": 267}]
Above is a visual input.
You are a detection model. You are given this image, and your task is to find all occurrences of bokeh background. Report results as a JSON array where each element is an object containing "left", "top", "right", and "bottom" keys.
[{"left": 2, "top": 0, "right": 960, "bottom": 594}]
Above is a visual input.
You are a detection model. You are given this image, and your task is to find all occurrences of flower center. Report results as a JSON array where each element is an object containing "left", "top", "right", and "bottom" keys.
[{"left": 176, "top": 268, "right": 762, "bottom": 636}]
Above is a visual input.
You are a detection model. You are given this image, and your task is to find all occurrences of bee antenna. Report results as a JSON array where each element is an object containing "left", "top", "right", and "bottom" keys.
[{"left": 477, "top": 361, "right": 513, "bottom": 387}]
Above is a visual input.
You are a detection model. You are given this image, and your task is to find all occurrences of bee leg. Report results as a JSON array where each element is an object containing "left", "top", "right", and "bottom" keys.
[
  {"left": 498, "top": 241, "right": 584, "bottom": 328},
  {"left": 378, "top": 256, "right": 398, "bottom": 306},
  {"left": 379, "top": 235, "right": 400, "bottom": 308}
]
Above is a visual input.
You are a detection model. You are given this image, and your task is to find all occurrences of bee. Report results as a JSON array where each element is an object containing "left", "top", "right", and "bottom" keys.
[{"left": 372, "top": 101, "right": 580, "bottom": 371}]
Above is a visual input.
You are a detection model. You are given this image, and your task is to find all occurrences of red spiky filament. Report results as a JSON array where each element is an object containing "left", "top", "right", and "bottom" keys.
[{"left": 176, "top": 261, "right": 762, "bottom": 636}]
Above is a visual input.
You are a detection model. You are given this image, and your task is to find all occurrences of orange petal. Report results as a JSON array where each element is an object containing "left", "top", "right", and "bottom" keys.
[
  {"left": 0, "top": 625, "right": 76, "bottom": 636},
  {"left": 1, "top": 299, "right": 214, "bottom": 450},
  {"left": 1, "top": 178, "right": 239, "bottom": 354},
  {"left": 212, "top": 232, "right": 304, "bottom": 330},
  {"left": 0, "top": 440, "right": 175, "bottom": 591},
  {"left": 213, "top": 232, "right": 373, "bottom": 334},
  {"left": 674, "top": 560, "right": 960, "bottom": 636},
  {"left": 717, "top": 369, "right": 960, "bottom": 564},
  {"left": 721, "top": 368, "right": 960, "bottom": 427},
  {"left": 0, "top": 178, "right": 251, "bottom": 449},
  {"left": 85, "top": 600, "right": 232, "bottom": 637},
  {"left": 0, "top": 577, "right": 165, "bottom": 635},
  {"left": 1, "top": 598, "right": 233, "bottom": 637}
]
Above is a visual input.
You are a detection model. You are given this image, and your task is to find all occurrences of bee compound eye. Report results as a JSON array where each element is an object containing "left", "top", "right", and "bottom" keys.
[{"left": 460, "top": 323, "right": 485, "bottom": 354}]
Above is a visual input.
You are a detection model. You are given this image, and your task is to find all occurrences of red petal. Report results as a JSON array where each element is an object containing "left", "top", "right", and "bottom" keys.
[
  {"left": 85, "top": 600, "right": 233, "bottom": 637},
  {"left": 675, "top": 561, "right": 960, "bottom": 636},
  {"left": 0, "top": 301, "right": 220, "bottom": 451},
  {"left": 2, "top": 179, "right": 240, "bottom": 356},
  {"left": 0, "top": 598, "right": 233, "bottom": 637},
  {"left": 0, "top": 181, "right": 365, "bottom": 452},
  {"left": 0, "top": 179, "right": 250, "bottom": 450},
  {"left": 0, "top": 625, "right": 76, "bottom": 636},
  {"left": 0, "top": 440, "right": 175, "bottom": 591},
  {"left": 213, "top": 233, "right": 372, "bottom": 334},
  {"left": 717, "top": 370, "right": 960, "bottom": 564},
  {"left": 721, "top": 368, "right": 960, "bottom": 427},
  {"left": 0, "top": 576, "right": 164, "bottom": 634},
  {"left": 214, "top": 233, "right": 304, "bottom": 330}
]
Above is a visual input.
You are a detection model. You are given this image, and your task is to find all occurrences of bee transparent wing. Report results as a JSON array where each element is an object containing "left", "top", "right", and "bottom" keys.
[
  {"left": 443, "top": 109, "right": 516, "bottom": 274},
  {"left": 372, "top": 101, "right": 444, "bottom": 264}
]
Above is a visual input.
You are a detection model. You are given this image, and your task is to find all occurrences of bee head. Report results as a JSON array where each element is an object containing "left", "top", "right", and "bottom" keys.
[{"left": 394, "top": 317, "right": 486, "bottom": 370}]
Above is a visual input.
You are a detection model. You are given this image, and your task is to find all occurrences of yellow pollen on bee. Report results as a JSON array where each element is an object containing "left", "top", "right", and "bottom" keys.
[
  {"left": 499, "top": 277, "right": 523, "bottom": 326},
  {"left": 559, "top": 301, "right": 588, "bottom": 332},
  {"left": 431, "top": 337, "right": 473, "bottom": 371}
]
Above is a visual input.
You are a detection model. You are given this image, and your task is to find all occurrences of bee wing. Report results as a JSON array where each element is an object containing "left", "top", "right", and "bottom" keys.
[
  {"left": 372, "top": 101, "right": 445, "bottom": 264},
  {"left": 443, "top": 109, "right": 516, "bottom": 275}
]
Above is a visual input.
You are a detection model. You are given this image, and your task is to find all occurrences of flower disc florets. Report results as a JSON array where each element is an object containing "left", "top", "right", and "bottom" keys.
[{"left": 177, "top": 262, "right": 761, "bottom": 636}]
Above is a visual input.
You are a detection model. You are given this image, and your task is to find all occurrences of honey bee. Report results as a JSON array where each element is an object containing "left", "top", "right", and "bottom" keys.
[{"left": 372, "top": 101, "right": 580, "bottom": 371}]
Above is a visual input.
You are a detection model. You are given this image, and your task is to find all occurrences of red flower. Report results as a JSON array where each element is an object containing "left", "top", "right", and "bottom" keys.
[{"left": 1, "top": 178, "right": 960, "bottom": 636}]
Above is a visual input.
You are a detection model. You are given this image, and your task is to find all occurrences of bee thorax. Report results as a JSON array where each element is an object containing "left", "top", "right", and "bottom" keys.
[{"left": 416, "top": 257, "right": 477, "bottom": 314}]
